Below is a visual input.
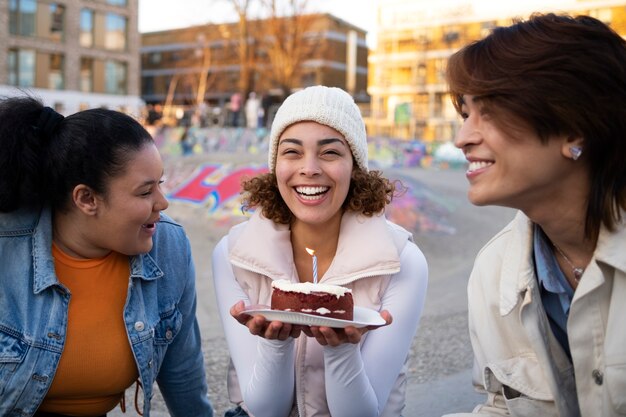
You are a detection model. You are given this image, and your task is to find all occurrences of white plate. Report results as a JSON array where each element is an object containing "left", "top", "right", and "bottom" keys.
[{"left": 242, "top": 306, "right": 386, "bottom": 328}]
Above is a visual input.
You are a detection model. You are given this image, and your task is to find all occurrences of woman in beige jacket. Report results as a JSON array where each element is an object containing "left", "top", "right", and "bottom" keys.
[
  {"left": 445, "top": 13, "right": 626, "bottom": 417},
  {"left": 212, "top": 86, "right": 428, "bottom": 417}
]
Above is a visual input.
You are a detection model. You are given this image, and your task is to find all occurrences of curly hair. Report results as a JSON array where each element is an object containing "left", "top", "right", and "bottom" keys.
[{"left": 241, "top": 169, "right": 401, "bottom": 224}]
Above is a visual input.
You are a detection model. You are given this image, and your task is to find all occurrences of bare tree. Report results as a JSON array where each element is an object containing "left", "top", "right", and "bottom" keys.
[
  {"left": 215, "top": 0, "right": 257, "bottom": 98},
  {"left": 194, "top": 33, "right": 217, "bottom": 106},
  {"left": 214, "top": 0, "right": 320, "bottom": 99},
  {"left": 259, "top": 0, "right": 319, "bottom": 97}
]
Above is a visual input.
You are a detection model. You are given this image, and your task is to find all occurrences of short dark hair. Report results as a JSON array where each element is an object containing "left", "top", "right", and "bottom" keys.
[
  {"left": 0, "top": 96, "right": 153, "bottom": 213},
  {"left": 446, "top": 13, "right": 626, "bottom": 239},
  {"left": 241, "top": 169, "right": 399, "bottom": 224}
]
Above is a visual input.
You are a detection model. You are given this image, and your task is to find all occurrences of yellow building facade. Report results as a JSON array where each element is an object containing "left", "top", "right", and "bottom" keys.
[{"left": 367, "top": 0, "right": 626, "bottom": 142}]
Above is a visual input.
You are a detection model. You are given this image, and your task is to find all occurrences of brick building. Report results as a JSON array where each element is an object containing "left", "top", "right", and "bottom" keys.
[
  {"left": 140, "top": 13, "right": 368, "bottom": 115},
  {"left": 0, "top": 0, "right": 143, "bottom": 115}
]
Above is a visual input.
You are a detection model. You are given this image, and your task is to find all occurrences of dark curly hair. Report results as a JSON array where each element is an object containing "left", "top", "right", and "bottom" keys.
[{"left": 241, "top": 168, "right": 402, "bottom": 224}]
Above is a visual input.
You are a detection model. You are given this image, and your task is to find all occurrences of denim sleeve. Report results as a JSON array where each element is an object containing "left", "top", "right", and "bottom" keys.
[{"left": 156, "top": 234, "right": 213, "bottom": 416}]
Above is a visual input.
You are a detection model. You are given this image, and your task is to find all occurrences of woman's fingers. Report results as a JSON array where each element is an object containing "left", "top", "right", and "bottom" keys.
[{"left": 308, "top": 310, "right": 393, "bottom": 346}]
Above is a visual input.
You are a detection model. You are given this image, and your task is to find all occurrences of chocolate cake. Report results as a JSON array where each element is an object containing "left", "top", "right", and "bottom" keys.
[{"left": 271, "top": 280, "right": 354, "bottom": 320}]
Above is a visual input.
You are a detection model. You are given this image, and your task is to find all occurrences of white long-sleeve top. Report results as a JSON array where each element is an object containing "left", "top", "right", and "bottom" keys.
[{"left": 212, "top": 211, "right": 428, "bottom": 417}]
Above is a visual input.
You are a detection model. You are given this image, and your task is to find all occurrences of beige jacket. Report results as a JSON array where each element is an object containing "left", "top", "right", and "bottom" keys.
[
  {"left": 446, "top": 211, "right": 626, "bottom": 417},
  {"left": 224, "top": 210, "right": 419, "bottom": 417}
]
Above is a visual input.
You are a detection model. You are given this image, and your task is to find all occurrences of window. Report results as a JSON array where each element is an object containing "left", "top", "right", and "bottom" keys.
[
  {"left": 9, "top": 0, "right": 36, "bottom": 36},
  {"left": 142, "top": 76, "right": 154, "bottom": 95},
  {"left": 80, "top": 58, "right": 94, "bottom": 92},
  {"left": 8, "top": 50, "right": 18, "bottom": 86},
  {"left": 8, "top": 48, "right": 36, "bottom": 87},
  {"left": 150, "top": 52, "right": 162, "bottom": 65},
  {"left": 80, "top": 9, "right": 94, "bottom": 47},
  {"left": 106, "top": 0, "right": 127, "bottom": 5},
  {"left": 48, "top": 3, "right": 65, "bottom": 40},
  {"left": 105, "top": 13, "right": 127, "bottom": 51},
  {"left": 105, "top": 60, "right": 127, "bottom": 94},
  {"left": 9, "top": 1, "right": 65, "bottom": 40},
  {"left": 417, "top": 63, "right": 427, "bottom": 85},
  {"left": 434, "top": 58, "right": 446, "bottom": 82},
  {"left": 48, "top": 54, "right": 64, "bottom": 89}
]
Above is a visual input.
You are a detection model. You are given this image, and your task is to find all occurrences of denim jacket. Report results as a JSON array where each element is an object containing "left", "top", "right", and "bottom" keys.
[{"left": 0, "top": 206, "right": 213, "bottom": 417}]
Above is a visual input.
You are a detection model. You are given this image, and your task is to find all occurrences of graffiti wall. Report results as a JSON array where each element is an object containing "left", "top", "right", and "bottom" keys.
[{"left": 153, "top": 127, "right": 458, "bottom": 235}]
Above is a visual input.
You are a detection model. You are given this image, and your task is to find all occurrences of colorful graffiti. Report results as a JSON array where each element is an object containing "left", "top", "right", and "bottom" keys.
[
  {"left": 385, "top": 174, "right": 457, "bottom": 235},
  {"left": 165, "top": 161, "right": 455, "bottom": 235},
  {"left": 153, "top": 127, "right": 457, "bottom": 234},
  {"left": 148, "top": 126, "right": 454, "bottom": 169},
  {"left": 168, "top": 163, "right": 267, "bottom": 217}
]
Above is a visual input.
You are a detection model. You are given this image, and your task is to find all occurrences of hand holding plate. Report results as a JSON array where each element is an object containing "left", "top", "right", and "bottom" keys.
[{"left": 231, "top": 301, "right": 303, "bottom": 340}]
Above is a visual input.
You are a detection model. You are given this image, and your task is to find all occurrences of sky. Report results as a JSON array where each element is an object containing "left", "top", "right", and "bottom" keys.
[
  {"left": 138, "top": 0, "right": 376, "bottom": 30},
  {"left": 138, "top": 0, "right": 577, "bottom": 46}
]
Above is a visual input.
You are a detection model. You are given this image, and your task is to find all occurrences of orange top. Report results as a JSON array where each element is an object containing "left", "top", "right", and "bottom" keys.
[{"left": 39, "top": 244, "right": 139, "bottom": 416}]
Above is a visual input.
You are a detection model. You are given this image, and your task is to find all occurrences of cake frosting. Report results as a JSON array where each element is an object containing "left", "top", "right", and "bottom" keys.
[
  {"left": 271, "top": 280, "right": 352, "bottom": 297},
  {"left": 270, "top": 280, "right": 354, "bottom": 320}
]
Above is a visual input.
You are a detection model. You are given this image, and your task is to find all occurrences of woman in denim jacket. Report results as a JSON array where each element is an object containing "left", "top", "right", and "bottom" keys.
[{"left": 0, "top": 97, "right": 213, "bottom": 417}]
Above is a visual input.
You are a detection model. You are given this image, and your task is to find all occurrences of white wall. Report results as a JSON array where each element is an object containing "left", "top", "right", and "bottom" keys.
[{"left": 0, "top": 85, "right": 145, "bottom": 117}]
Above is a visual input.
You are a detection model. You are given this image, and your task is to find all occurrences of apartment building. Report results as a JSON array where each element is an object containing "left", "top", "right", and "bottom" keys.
[
  {"left": 367, "top": 0, "right": 626, "bottom": 141},
  {"left": 140, "top": 13, "right": 368, "bottom": 108},
  {"left": 0, "top": 0, "right": 143, "bottom": 115}
]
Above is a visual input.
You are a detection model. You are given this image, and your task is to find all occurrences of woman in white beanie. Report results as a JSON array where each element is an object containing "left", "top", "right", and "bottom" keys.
[{"left": 212, "top": 85, "right": 428, "bottom": 417}]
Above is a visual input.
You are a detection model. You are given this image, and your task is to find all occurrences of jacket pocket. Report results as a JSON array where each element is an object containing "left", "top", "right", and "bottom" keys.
[
  {"left": 0, "top": 329, "right": 29, "bottom": 396},
  {"left": 484, "top": 356, "right": 555, "bottom": 401},
  {"left": 152, "top": 307, "right": 182, "bottom": 375},
  {"left": 605, "top": 360, "right": 626, "bottom": 413},
  {"left": 502, "top": 386, "right": 559, "bottom": 417},
  {"left": 154, "top": 307, "right": 182, "bottom": 345}
]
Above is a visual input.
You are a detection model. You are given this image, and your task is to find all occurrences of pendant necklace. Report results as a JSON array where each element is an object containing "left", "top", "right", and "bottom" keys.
[{"left": 553, "top": 243, "right": 584, "bottom": 282}]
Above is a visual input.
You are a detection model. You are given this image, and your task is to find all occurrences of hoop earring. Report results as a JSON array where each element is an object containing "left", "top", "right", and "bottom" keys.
[{"left": 570, "top": 146, "right": 582, "bottom": 161}]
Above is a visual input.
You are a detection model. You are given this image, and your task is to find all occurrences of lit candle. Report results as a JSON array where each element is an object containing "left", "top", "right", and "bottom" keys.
[{"left": 305, "top": 247, "right": 318, "bottom": 284}]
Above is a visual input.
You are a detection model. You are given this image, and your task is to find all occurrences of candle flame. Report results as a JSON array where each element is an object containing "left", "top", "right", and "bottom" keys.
[{"left": 305, "top": 247, "right": 315, "bottom": 256}]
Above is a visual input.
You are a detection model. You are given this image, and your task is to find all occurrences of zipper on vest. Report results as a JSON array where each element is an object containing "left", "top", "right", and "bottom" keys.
[{"left": 295, "top": 335, "right": 307, "bottom": 417}]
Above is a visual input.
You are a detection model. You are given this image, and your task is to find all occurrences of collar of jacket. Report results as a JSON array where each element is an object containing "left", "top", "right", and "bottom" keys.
[
  {"left": 594, "top": 209, "right": 626, "bottom": 274},
  {"left": 498, "top": 211, "right": 537, "bottom": 316},
  {"left": 498, "top": 209, "right": 626, "bottom": 316},
  {"left": 228, "top": 210, "right": 407, "bottom": 286}
]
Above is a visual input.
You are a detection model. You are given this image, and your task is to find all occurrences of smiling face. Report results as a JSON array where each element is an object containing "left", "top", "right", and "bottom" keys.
[
  {"left": 454, "top": 95, "right": 575, "bottom": 211},
  {"left": 275, "top": 121, "right": 354, "bottom": 228},
  {"left": 90, "top": 143, "right": 169, "bottom": 256}
]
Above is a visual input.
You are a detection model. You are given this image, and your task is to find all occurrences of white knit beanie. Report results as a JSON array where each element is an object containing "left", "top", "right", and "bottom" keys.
[{"left": 268, "top": 85, "right": 368, "bottom": 172}]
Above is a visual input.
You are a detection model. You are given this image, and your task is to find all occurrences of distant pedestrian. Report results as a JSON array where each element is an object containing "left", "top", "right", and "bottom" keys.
[
  {"left": 445, "top": 13, "right": 626, "bottom": 417},
  {"left": 180, "top": 125, "right": 194, "bottom": 155},
  {"left": 227, "top": 93, "right": 243, "bottom": 127},
  {"left": 244, "top": 92, "right": 260, "bottom": 129},
  {"left": 0, "top": 96, "right": 213, "bottom": 417}
]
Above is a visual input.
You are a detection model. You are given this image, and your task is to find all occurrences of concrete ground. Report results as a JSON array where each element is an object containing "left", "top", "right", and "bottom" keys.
[{"left": 110, "top": 163, "right": 515, "bottom": 417}]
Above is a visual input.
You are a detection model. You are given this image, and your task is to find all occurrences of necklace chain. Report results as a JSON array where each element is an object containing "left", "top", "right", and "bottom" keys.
[{"left": 553, "top": 243, "right": 584, "bottom": 282}]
